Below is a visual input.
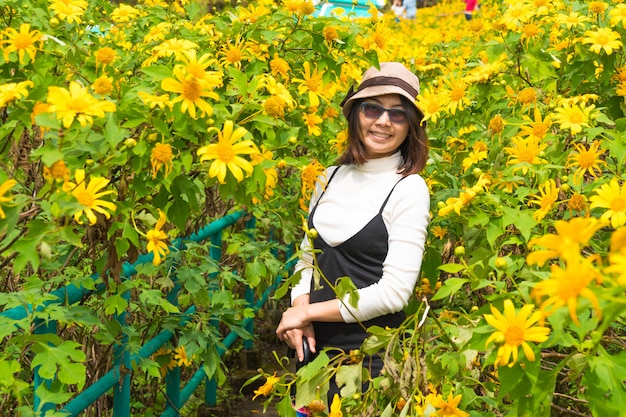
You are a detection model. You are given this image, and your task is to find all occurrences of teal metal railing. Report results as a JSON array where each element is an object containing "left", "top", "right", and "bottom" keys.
[{"left": 1, "top": 210, "right": 292, "bottom": 416}]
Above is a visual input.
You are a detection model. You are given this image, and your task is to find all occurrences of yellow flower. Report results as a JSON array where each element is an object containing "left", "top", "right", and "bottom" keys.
[
  {"left": 443, "top": 75, "right": 471, "bottom": 115},
  {"left": 43, "top": 160, "right": 71, "bottom": 183},
  {"left": 252, "top": 372, "right": 280, "bottom": 400},
  {"left": 554, "top": 102, "right": 595, "bottom": 135},
  {"left": 461, "top": 144, "right": 488, "bottom": 173},
  {"left": 146, "top": 209, "right": 169, "bottom": 265},
  {"left": 323, "top": 25, "right": 339, "bottom": 43},
  {"left": 605, "top": 251, "right": 626, "bottom": 285},
  {"left": 329, "top": 130, "right": 348, "bottom": 155},
  {"left": 589, "top": 177, "right": 626, "bottom": 228},
  {"left": 303, "top": 111, "right": 323, "bottom": 136},
  {"left": 49, "top": 0, "right": 88, "bottom": 23},
  {"left": 532, "top": 257, "right": 602, "bottom": 325},
  {"left": 328, "top": 394, "right": 343, "bottom": 417},
  {"left": 416, "top": 88, "right": 449, "bottom": 124},
  {"left": 219, "top": 37, "right": 249, "bottom": 69},
  {"left": 151, "top": 143, "right": 174, "bottom": 178},
  {"left": 173, "top": 345, "right": 194, "bottom": 366},
  {"left": 161, "top": 69, "right": 219, "bottom": 119},
  {"left": 95, "top": 47, "right": 116, "bottom": 69},
  {"left": 528, "top": 179, "right": 559, "bottom": 221},
  {"left": 0, "top": 179, "right": 18, "bottom": 219},
  {"left": 567, "top": 192, "right": 588, "bottom": 216},
  {"left": 555, "top": 11, "right": 590, "bottom": 29},
  {"left": 566, "top": 140, "right": 606, "bottom": 184},
  {"left": 582, "top": 27, "right": 623, "bottom": 55},
  {"left": 93, "top": 74, "right": 113, "bottom": 96},
  {"left": 67, "top": 169, "right": 117, "bottom": 225},
  {"left": 589, "top": 1, "right": 608, "bottom": 14},
  {"left": 610, "top": 227, "right": 626, "bottom": 253},
  {"left": 2, "top": 23, "right": 42, "bottom": 64},
  {"left": 46, "top": 81, "right": 116, "bottom": 128},
  {"left": 504, "top": 136, "right": 547, "bottom": 174},
  {"left": 263, "top": 95, "right": 286, "bottom": 119},
  {"left": 300, "top": 159, "right": 326, "bottom": 210},
  {"left": 197, "top": 120, "right": 259, "bottom": 184},
  {"left": 609, "top": 4, "right": 626, "bottom": 27},
  {"left": 0, "top": 80, "right": 34, "bottom": 107},
  {"left": 517, "top": 108, "right": 552, "bottom": 139},
  {"left": 527, "top": 217, "right": 603, "bottom": 266},
  {"left": 484, "top": 299, "right": 550, "bottom": 368},
  {"left": 488, "top": 114, "right": 506, "bottom": 135},
  {"left": 270, "top": 53, "right": 290, "bottom": 78},
  {"left": 138, "top": 91, "right": 173, "bottom": 110},
  {"left": 110, "top": 4, "right": 142, "bottom": 23},
  {"left": 293, "top": 61, "right": 326, "bottom": 108},
  {"left": 430, "top": 393, "right": 469, "bottom": 417},
  {"left": 176, "top": 51, "right": 223, "bottom": 85},
  {"left": 432, "top": 225, "right": 447, "bottom": 240},
  {"left": 143, "top": 22, "right": 172, "bottom": 44},
  {"left": 144, "top": 38, "right": 198, "bottom": 67}
]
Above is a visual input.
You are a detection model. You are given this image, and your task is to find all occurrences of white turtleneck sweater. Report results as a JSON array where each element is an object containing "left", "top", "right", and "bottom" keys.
[{"left": 290, "top": 152, "right": 431, "bottom": 323}]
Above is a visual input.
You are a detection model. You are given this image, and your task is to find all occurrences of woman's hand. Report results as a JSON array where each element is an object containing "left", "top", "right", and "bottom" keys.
[{"left": 280, "top": 325, "right": 316, "bottom": 362}]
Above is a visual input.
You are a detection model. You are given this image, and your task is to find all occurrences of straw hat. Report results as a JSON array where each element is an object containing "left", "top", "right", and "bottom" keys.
[{"left": 340, "top": 62, "right": 421, "bottom": 119}]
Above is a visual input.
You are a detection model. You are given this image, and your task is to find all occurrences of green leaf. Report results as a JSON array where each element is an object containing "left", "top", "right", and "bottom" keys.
[
  {"left": 244, "top": 258, "right": 266, "bottom": 288},
  {"left": 438, "top": 263, "right": 466, "bottom": 273},
  {"left": 103, "top": 293, "right": 129, "bottom": 316},
  {"left": 31, "top": 340, "right": 86, "bottom": 387},
  {"left": 335, "top": 363, "right": 362, "bottom": 398},
  {"left": 502, "top": 207, "right": 537, "bottom": 242},
  {"left": 104, "top": 115, "right": 127, "bottom": 148},
  {"left": 431, "top": 278, "right": 469, "bottom": 301},
  {"left": 583, "top": 349, "right": 626, "bottom": 416},
  {"left": 0, "top": 359, "right": 21, "bottom": 387},
  {"left": 335, "top": 276, "right": 359, "bottom": 309}
]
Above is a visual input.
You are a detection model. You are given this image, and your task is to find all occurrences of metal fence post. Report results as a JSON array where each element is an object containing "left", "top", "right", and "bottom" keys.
[
  {"left": 33, "top": 318, "right": 56, "bottom": 415},
  {"left": 113, "top": 291, "right": 131, "bottom": 417},
  {"left": 205, "top": 230, "right": 222, "bottom": 407}
]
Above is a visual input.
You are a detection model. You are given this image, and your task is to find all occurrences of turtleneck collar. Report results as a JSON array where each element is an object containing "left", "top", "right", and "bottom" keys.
[{"left": 356, "top": 151, "right": 402, "bottom": 172}]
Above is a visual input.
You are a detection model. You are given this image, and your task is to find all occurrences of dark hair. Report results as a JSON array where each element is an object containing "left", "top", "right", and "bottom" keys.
[{"left": 336, "top": 95, "right": 429, "bottom": 175}]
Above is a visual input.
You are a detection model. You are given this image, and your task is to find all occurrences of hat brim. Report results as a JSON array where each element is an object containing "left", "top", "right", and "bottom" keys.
[{"left": 342, "top": 84, "right": 420, "bottom": 119}]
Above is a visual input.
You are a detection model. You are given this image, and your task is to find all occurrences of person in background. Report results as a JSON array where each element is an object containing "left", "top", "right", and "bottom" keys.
[
  {"left": 403, "top": 0, "right": 417, "bottom": 18},
  {"left": 275, "top": 62, "right": 431, "bottom": 401},
  {"left": 464, "top": 0, "right": 478, "bottom": 20},
  {"left": 391, "top": 0, "right": 405, "bottom": 21}
]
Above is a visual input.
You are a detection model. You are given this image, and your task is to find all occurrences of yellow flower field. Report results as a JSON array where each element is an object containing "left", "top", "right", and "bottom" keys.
[{"left": 0, "top": 0, "right": 625, "bottom": 415}]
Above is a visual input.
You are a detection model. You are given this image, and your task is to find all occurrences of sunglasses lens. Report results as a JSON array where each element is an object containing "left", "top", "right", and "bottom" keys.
[
  {"left": 361, "top": 103, "right": 407, "bottom": 123},
  {"left": 388, "top": 109, "right": 407, "bottom": 123},
  {"left": 362, "top": 103, "right": 384, "bottom": 118}
]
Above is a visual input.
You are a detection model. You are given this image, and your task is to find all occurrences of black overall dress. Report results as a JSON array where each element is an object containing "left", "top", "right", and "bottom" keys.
[{"left": 308, "top": 167, "right": 407, "bottom": 379}]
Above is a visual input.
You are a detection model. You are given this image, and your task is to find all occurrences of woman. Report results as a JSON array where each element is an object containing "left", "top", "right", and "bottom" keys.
[{"left": 276, "top": 62, "right": 430, "bottom": 398}]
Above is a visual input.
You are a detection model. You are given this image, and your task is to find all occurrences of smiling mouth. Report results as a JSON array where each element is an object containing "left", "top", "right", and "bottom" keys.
[{"left": 370, "top": 131, "right": 393, "bottom": 140}]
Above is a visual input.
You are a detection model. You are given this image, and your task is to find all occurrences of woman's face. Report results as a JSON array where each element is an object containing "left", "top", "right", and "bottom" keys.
[{"left": 358, "top": 93, "right": 410, "bottom": 160}]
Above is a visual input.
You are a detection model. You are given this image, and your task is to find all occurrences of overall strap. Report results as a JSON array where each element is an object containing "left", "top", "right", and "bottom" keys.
[{"left": 378, "top": 176, "right": 409, "bottom": 214}]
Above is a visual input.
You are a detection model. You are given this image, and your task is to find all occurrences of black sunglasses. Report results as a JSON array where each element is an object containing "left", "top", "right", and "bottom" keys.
[{"left": 359, "top": 102, "right": 408, "bottom": 124}]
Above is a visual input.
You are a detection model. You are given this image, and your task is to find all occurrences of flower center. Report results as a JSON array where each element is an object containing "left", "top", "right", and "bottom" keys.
[
  {"left": 76, "top": 190, "right": 94, "bottom": 207},
  {"left": 577, "top": 152, "right": 596, "bottom": 169},
  {"left": 15, "top": 33, "right": 34, "bottom": 49},
  {"left": 216, "top": 143, "right": 235, "bottom": 162},
  {"left": 153, "top": 144, "right": 173, "bottom": 162},
  {"left": 182, "top": 79, "right": 201, "bottom": 101},
  {"left": 504, "top": 326, "right": 524, "bottom": 346},
  {"left": 611, "top": 197, "right": 626, "bottom": 212}
]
